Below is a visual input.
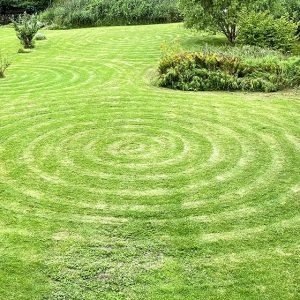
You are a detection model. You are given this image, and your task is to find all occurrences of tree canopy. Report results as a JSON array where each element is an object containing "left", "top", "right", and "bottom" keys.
[
  {"left": 179, "top": 0, "right": 300, "bottom": 43},
  {"left": 179, "top": 0, "right": 259, "bottom": 43},
  {"left": 0, "top": 0, "right": 51, "bottom": 13}
]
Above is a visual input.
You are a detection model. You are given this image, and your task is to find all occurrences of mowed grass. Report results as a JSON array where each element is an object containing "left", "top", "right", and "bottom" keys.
[{"left": 0, "top": 23, "right": 300, "bottom": 299}]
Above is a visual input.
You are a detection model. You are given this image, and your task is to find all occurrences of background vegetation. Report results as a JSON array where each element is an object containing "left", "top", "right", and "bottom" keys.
[
  {"left": 0, "top": 0, "right": 52, "bottom": 24},
  {"left": 40, "top": 0, "right": 182, "bottom": 28},
  {"left": 0, "top": 0, "right": 51, "bottom": 12},
  {"left": 238, "top": 12, "right": 298, "bottom": 53},
  {"left": 179, "top": 0, "right": 300, "bottom": 44}
]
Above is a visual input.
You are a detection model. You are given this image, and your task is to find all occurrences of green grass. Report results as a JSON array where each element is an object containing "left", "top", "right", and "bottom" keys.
[{"left": 0, "top": 23, "right": 300, "bottom": 299}]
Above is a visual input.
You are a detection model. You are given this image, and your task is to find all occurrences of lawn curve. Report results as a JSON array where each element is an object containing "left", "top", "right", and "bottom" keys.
[{"left": 0, "top": 23, "right": 300, "bottom": 299}]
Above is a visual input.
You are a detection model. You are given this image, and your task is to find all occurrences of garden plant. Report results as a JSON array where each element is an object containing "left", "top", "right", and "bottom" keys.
[
  {"left": 12, "top": 13, "right": 43, "bottom": 48},
  {"left": 0, "top": 52, "right": 11, "bottom": 78}
]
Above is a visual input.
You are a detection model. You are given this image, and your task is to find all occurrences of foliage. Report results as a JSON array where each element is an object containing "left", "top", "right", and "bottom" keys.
[
  {"left": 179, "top": 0, "right": 300, "bottom": 43},
  {"left": 12, "top": 13, "right": 43, "bottom": 49},
  {"left": 257, "top": 0, "right": 300, "bottom": 23},
  {"left": 179, "top": 0, "right": 258, "bottom": 44},
  {"left": 158, "top": 47, "right": 300, "bottom": 92},
  {"left": 0, "top": 52, "right": 11, "bottom": 78},
  {"left": 0, "top": 0, "right": 51, "bottom": 12},
  {"left": 249, "top": 0, "right": 300, "bottom": 36},
  {"left": 35, "top": 32, "right": 47, "bottom": 40},
  {"left": 0, "top": 0, "right": 52, "bottom": 24},
  {"left": 40, "top": 0, "right": 182, "bottom": 28},
  {"left": 282, "top": 0, "right": 300, "bottom": 35},
  {"left": 238, "top": 12, "right": 298, "bottom": 53}
]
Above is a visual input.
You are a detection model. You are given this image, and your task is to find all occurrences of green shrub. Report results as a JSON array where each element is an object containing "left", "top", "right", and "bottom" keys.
[
  {"left": 12, "top": 13, "right": 43, "bottom": 49},
  {"left": 40, "top": 0, "right": 181, "bottom": 29},
  {"left": 0, "top": 52, "right": 11, "bottom": 78},
  {"left": 238, "top": 11, "right": 298, "bottom": 53},
  {"left": 17, "top": 48, "right": 31, "bottom": 54},
  {"left": 157, "top": 47, "right": 300, "bottom": 92},
  {"left": 35, "top": 32, "right": 46, "bottom": 40}
]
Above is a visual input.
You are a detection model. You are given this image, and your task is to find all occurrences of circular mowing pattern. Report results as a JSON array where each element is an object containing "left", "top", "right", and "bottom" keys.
[
  {"left": 1, "top": 96, "right": 299, "bottom": 229},
  {"left": 0, "top": 62, "right": 120, "bottom": 97}
]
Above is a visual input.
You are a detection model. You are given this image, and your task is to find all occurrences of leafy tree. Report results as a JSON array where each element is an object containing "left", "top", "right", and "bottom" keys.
[
  {"left": 0, "top": 0, "right": 51, "bottom": 25},
  {"left": 179, "top": 0, "right": 258, "bottom": 43},
  {"left": 282, "top": 0, "right": 300, "bottom": 34},
  {"left": 0, "top": 0, "right": 51, "bottom": 13},
  {"left": 179, "top": 0, "right": 300, "bottom": 43},
  {"left": 257, "top": 0, "right": 300, "bottom": 19}
]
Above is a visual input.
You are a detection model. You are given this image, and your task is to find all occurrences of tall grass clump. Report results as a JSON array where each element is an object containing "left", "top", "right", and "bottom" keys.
[
  {"left": 0, "top": 52, "right": 11, "bottom": 78},
  {"left": 41, "top": 0, "right": 182, "bottom": 29},
  {"left": 157, "top": 45, "right": 300, "bottom": 92}
]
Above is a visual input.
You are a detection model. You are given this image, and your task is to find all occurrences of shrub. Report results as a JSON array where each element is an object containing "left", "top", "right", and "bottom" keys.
[
  {"left": 40, "top": 0, "right": 182, "bottom": 29},
  {"left": 35, "top": 32, "right": 46, "bottom": 40},
  {"left": 12, "top": 13, "right": 43, "bottom": 49},
  {"left": 238, "top": 11, "right": 298, "bottom": 53},
  {"left": 18, "top": 48, "right": 31, "bottom": 53},
  {"left": 0, "top": 53, "right": 11, "bottom": 78},
  {"left": 157, "top": 47, "right": 300, "bottom": 92}
]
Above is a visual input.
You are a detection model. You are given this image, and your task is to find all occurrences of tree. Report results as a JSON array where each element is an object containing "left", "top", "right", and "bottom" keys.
[
  {"left": 0, "top": 0, "right": 51, "bottom": 24},
  {"left": 0, "top": 0, "right": 51, "bottom": 13},
  {"left": 180, "top": 0, "right": 300, "bottom": 43},
  {"left": 282, "top": 0, "right": 300, "bottom": 34},
  {"left": 179, "top": 0, "right": 260, "bottom": 43},
  {"left": 249, "top": 0, "right": 300, "bottom": 36}
]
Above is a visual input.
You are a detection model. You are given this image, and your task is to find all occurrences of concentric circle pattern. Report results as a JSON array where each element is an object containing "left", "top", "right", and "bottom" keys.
[{"left": 0, "top": 24, "right": 300, "bottom": 299}]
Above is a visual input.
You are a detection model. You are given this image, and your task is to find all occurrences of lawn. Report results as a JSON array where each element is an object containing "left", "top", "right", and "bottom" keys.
[{"left": 0, "top": 23, "right": 300, "bottom": 299}]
